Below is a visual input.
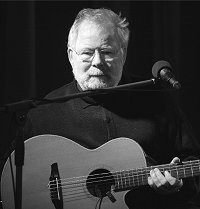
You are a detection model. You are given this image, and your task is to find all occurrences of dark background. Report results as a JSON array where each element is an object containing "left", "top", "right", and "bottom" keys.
[{"left": 0, "top": 0, "right": 200, "bottom": 203}]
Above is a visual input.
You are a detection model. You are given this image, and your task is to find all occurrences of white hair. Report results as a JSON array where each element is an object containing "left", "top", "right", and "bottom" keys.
[{"left": 67, "top": 8, "right": 130, "bottom": 50}]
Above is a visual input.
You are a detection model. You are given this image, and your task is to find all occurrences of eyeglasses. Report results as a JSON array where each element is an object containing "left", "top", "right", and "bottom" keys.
[{"left": 69, "top": 47, "right": 120, "bottom": 62}]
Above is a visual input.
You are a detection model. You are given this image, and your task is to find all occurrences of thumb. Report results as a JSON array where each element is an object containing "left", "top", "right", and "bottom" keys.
[{"left": 170, "top": 157, "right": 180, "bottom": 164}]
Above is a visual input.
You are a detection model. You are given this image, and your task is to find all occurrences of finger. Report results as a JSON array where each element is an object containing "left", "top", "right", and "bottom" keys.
[
  {"left": 150, "top": 169, "right": 163, "bottom": 187},
  {"left": 154, "top": 168, "right": 167, "bottom": 186},
  {"left": 148, "top": 176, "right": 154, "bottom": 187},
  {"left": 170, "top": 157, "right": 180, "bottom": 164},
  {"left": 164, "top": 171, "right": 176, "bottom": 185},
  {"left": 164, "top": 171, "right": 183, "bottom": 188},
  {"left": 148, "top": 173, "right": 163, "bottom": 190}
]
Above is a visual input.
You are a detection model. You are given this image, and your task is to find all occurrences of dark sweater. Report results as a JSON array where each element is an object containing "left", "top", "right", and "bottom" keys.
[{"left": 23, "top": 80, "right": 200, "bottom": 209}]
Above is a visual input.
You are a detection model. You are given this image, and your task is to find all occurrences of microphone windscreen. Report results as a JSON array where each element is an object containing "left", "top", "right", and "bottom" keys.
[{"left": 152, "top": 60, "right": 172, "bottom": 78}]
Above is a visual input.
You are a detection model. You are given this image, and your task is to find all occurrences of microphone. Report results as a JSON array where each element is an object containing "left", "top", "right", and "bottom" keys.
[{"left": 152, "top": 60, "right": 181, "bottom": 90}]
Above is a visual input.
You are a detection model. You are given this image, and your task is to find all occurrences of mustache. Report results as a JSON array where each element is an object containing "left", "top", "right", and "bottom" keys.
[{"left": 88, "top": 67, "right": 109, "bottom": 76}]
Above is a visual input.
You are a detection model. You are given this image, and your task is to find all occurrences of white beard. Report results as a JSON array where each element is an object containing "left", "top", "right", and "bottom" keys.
[
  {"left": 73, "top": 67, "right": 122, "bottom": 91},
  {"left": 75, "top": 75, "right": 113, "bottom": 90}
]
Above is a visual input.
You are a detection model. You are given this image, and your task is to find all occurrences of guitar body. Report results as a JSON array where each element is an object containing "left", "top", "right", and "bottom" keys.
[{"left": 1, "top": 135, "right": 147, "bottom": 209}]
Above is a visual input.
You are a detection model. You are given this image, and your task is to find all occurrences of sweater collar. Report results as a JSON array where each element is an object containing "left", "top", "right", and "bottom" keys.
[{"left": 73, "top": 80, "right": 119, "bottom": 109}]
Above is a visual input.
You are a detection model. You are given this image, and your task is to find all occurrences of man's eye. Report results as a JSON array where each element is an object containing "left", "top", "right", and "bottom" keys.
[
  {"left": 101, "top": 51, "right": 112, "bottom": 55},
  {"left": 102, "top": 49, "right": 116, "bottom": 54},
  {"left": 81, "top": 51, "right": 93, "bottom": 56},
  {"left": 102, "top": 51, "right": 116, "bottom": 57}
]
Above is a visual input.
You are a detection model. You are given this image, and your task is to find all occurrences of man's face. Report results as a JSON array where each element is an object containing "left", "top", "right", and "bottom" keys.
[{"left": 68, "top": 20, "right": 126, "bottom": 91}]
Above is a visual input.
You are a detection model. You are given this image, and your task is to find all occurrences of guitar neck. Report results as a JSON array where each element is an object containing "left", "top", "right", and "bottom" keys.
[{"left": 113, "top": 159, "right": 200, "bottom": 191}]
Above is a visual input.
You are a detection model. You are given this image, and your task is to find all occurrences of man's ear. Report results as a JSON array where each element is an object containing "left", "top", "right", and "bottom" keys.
[
  {"left": 122, "top": 47, "right": 127, "bottom": 65},
  {"left": 67, "top": 47, "right": 74, "bottom": 67}
]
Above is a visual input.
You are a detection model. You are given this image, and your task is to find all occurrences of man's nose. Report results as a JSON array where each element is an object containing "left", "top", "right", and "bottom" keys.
[{"left": 91, "top": 50, "right": 104, "bottom": 67}]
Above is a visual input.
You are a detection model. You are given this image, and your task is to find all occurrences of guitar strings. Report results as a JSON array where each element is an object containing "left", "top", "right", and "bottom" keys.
[
  {"left": 48, "top": 162, "right": 200, "bottom": 187},
  {"left": 49, "top": 163, "right": 200, "bottom": 191},
  {"left": 46, "top": 164, "right": 200, "bottom": 202},
  {"left": 48, "top": 164, "right": 200, "bottom": 193},
  {"left": 50, "top": 168, "right": 200, "bottom": 203}
]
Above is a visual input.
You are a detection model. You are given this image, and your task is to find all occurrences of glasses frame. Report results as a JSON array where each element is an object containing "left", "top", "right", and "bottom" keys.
[{"left": 69, "top": 47, "right": 121, "bottom": 63}]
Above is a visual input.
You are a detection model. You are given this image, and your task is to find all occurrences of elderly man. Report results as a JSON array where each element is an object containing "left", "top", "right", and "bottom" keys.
[{"left": 4, "top": 8, "right": 199, "bottom": 209}]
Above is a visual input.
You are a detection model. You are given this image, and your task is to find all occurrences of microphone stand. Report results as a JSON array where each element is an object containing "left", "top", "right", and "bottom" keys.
[{"left": 0, "top": 78, "right": 155, "bottom": 209}]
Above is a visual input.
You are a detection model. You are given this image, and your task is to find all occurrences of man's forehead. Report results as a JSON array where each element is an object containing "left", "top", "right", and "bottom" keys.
[
  {"left": 78, "top": 20, "right": 115, "bottom": 35},
  {"left": 76, "top": 20, "right": 119, "bottom": 47}
]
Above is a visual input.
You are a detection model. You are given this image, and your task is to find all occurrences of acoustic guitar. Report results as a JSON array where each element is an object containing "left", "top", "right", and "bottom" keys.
[{"left": 1, "top": 135, "right": 200, "bottom": 209}]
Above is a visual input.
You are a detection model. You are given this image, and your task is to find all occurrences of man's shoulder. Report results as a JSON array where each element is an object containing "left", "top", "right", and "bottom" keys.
[
  {"left": 25, "top": 81, "right": 77, "bottom": 132},
  {"left": 45, "top": 80, "right": 77, "bottom": 99}
]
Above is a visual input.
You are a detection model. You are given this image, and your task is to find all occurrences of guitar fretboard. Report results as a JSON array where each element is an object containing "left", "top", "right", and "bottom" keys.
[{"left": 113, "top": 160, "right": 200, "bottom": 191}]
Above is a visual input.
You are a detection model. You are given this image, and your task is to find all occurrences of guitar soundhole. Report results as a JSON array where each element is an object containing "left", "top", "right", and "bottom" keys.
[{"left": 86, "top": 168, "right": 115, "bottom": 198}]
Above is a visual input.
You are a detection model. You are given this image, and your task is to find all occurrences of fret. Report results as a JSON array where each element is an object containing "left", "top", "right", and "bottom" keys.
[
  {"left": 115, "top": 171, "right": 123, "bottom": 190},
  {"left": 183, "top": 164, "right": 186, "bottom": 178},
  {"left": 120, "top": 170, "right": 124, "bottom": 189},
  {"left": 122, "top": 170, "right": 127, "bottom": 189},
  {"left": 197, "top": 162, "right": 200, "bottom": 174},
  {"left": 175, "top": 165, "right": 179, "bottom": 178},
  {"left": 137, "top": 168, "right": 145, "bottom": 186},
  {"left": 177, "top": 164, "right": 185, "bottom": 178},
  {"left": 169, "top": 164, "right": 179, "bottom": 179},
  {"left": 169, "top": 164, "right": 172, "bottom": 175},
  {"left": 190, "top": 161, "right": 194, "bottom": 177},
  {"left": 130, "top": 169, "right": 138, "bottom": 189},
  {"left": 136, "top": 168, "right": 139, "bottom": 187},
  {"left": 129, "top": 170, "right": 133, "bottom": 188},
  {"left": 140, "top": 168, "right": 144, "bottom": 185},
  {"left": 127, "top": 170, "right": 130, "bottom": 187},
  {"left": 124, "top": 170, "right": 130, "bottom": 188},
  {"left": 144, "top": 168, "right": 150, "bottom": 185},
  {"left": 124, "top": 170, "right": 127, "bottom": 188},
  {"left": 130, "top": 169, "right": 135, "bottom": 188},
  {"left": 128, "top": 170, "right": 131, "bottom": 188},
  {"left": 135, "top": 168, "right": 138, "bottom": 186},
  {"left": 123, "top": 170, "right": 127, "bottom": 189},
  {"left": 114, "top": 171, "right": 120, "bottom": 190},
  {"left": 120, "top": 170, "right": 123, "bottom": 189},
  {"left": 185, "top": 163, "right": 193, "bottom": 177}
]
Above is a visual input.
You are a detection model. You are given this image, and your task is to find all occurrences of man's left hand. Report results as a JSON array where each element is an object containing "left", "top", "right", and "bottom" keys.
[{"left": 148, "top": 157, "right": 183, "bottom": 194}]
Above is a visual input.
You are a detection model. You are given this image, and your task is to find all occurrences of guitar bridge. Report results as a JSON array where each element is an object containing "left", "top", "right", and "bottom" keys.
[{"left": 48, "top": 163, "right": 63, "bottom": 209}]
